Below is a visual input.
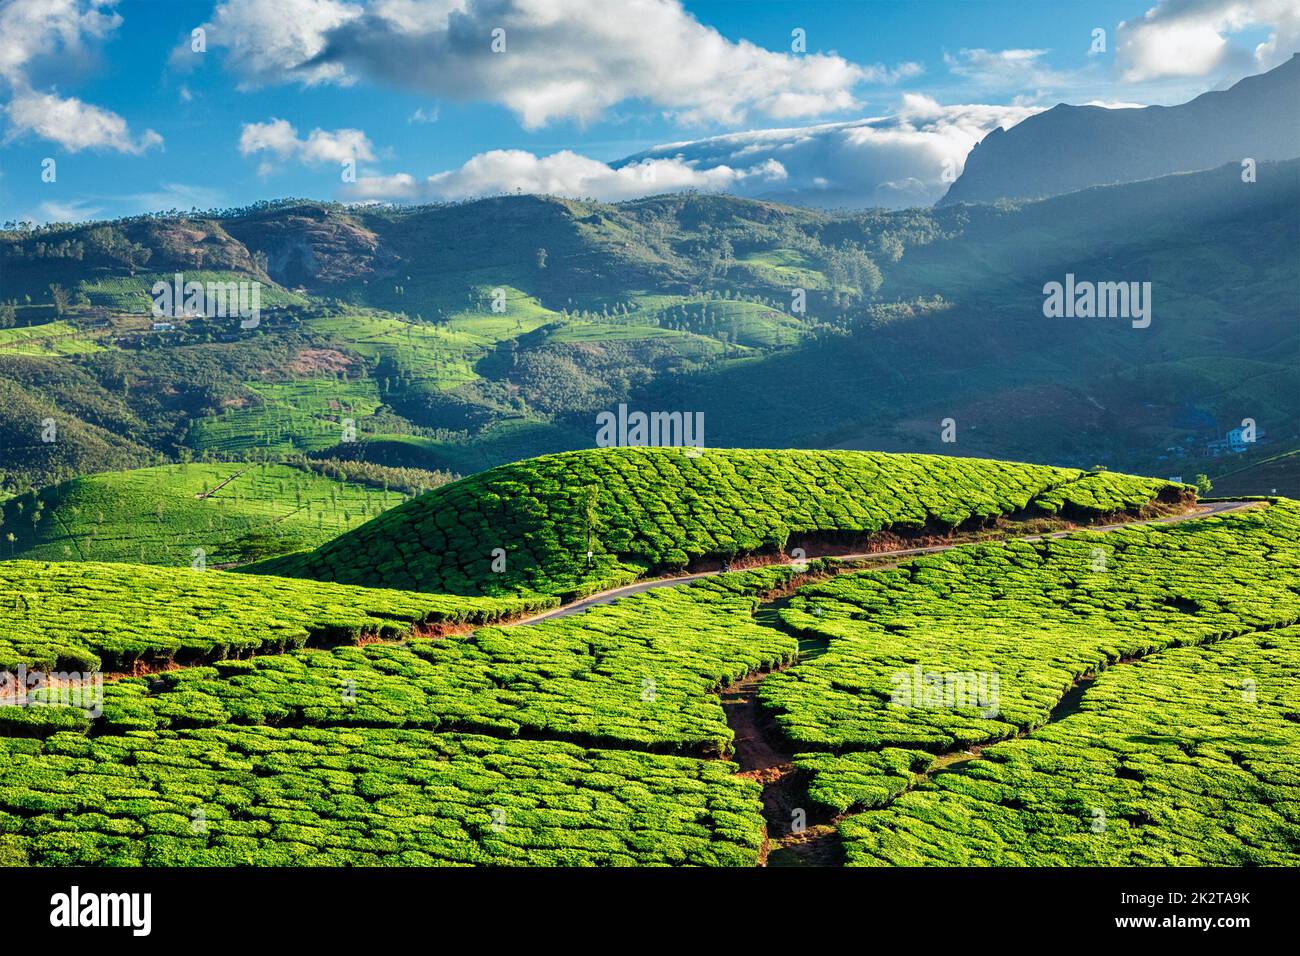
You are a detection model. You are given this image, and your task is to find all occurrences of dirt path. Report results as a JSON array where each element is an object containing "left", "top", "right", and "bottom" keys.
[
  {"left": 719, "top": 670, "right": 844, "bottom": 866},
  {"left": 195, "top": 466, "right": 253, "bottom": 500},
  {"left": 514, "top": 500, "right": 1256, "bottom": 626},
  {"left": 705, "top": 499, "right": 1258, "bottom": 867}
]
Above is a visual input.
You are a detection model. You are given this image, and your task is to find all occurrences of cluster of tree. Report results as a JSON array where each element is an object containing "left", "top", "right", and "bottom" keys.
[
  {"left": 0, "top": 238, "right": 86, "bottom": 260},
  {"left": 292, "top": 456, "right": 457, "bottom": 496},
  {"left": 823, "top": 243, "right": 883, "bottom": 296},
  {"left": 84, "top": 226, "right": 153, "bottom": 275}
]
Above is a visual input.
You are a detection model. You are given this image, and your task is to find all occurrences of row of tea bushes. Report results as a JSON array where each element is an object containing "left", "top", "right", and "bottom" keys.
[
  {"left": 253, "top": 448, "right": 1180, "bottom": 597},
  {"left": 0, "top": 727, "right": 764, "bottom": 866},
  {"left": 761, "top": 501, "right": 1300, "bottom": 752},
  {"left": 834, "top": 625, "right": 1300, "bottom": 865},
  {"left": 34, "top": 566, "right": 809, "bottom": 756},
  {"left": 0, "top": 560, "right": 547, "bottom": 672}
]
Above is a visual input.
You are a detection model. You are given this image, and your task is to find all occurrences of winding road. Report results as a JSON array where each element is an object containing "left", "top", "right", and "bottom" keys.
[{"left": 514, "top": 499, "right": 1258, "bottom": 625}]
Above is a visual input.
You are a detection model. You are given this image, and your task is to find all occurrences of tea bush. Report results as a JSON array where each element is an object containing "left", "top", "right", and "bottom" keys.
[
  {"left": 73, "top": 567, "right": 809, "bottom": 755},
  {"left": 761, "top": 501, "right": 1300, "bottom": 752}
]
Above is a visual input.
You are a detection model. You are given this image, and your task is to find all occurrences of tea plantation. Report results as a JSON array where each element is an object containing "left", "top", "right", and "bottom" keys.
[
  {"left": 834, "top": 624, "right": 1300, "bottom": 865},
  {"left": 0, "top": 561, "right": 545, "bottom": 673},
  {"left": 0, "top": 448, "right": 1293, "bottom": 868},
  {"left": 0, "top": 729, "right": 763, "bottom": 867},
  {"left": 0, "top": 462, "right": 417, "bottom": 567},
  {"left": 45, "top": 565, "right": 809, "bottom": 754},
  {"left": 766, "top": 500, "right": 1300, "bottom": 865},
  {"left": 762, "top": 500, "right": 1300, "bottom": 752},
  {"left": 252, "top": 448, "right": 1182, "bottom": 597}
]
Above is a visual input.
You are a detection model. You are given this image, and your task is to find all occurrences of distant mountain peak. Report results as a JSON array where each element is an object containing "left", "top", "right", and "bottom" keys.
[{"left": 939, "top": 56, "right": 1300, "bottom": 206}]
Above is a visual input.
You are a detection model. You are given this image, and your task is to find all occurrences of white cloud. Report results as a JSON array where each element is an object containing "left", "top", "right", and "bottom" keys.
[
  {"left": 1081, "top": 100, "right": 1148, "bottom": 109},
  {"left": 195, "top": 0, "right": 364, "bottom": 88},
  {"left": 201, "top": 0, "right": 917, "bottom": 127},
  {"left": 4, "top": 86, "right": 162, "bottom": 153},
  {"left": 26, "top": 197, "right": 102, "bottom": 224},
  {"left": 611, "top": 95, "right": 1041, "bottom": 208},
  {"left": 342, "top": 97, "right": 1038, "bottom": 209},
  {"left": 1116, "top": 0, "right": 1300, "bottom": 82},
  {"left": 408, "top": 104, "right": 439, "bottom": 123},
  {"left": 0, "top": 0, "right": 120, "bottom": 84},
  {"left": 943, "top": 48, "right": 1062, "bottom": 92},
  {"left": 0, "top": 0, "right": 162, "bottom": 153},
  {"left": 344, "top": 149, "right": 787, "bottom": 203},
  {"left": 239, "top": 117, "right": 376, "bottom": 169}
]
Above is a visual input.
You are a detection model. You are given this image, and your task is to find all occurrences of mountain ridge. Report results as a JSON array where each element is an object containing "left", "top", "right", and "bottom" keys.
[{"left": 940, "top": 54, "right": 1300, "bottom": 205}]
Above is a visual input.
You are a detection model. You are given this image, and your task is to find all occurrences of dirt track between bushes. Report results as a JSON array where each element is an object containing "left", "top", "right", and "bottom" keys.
[{"left": 515, "top": 499, "right": 1256, "bottom": 625}]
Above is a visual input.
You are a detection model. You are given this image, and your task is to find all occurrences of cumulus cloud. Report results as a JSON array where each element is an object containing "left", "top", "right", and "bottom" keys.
[
  {"left": 239, "top": 118, "right": 376, "bottom": 171},
  {"left": 0, "top": 0, "right": 162, "bottom": 152},
  {"left": 342, "top": 96, "right": 1038, "bottom": 209},
  {"left": 1116, "top": 0, "right": 1300, "bottom": 82},
  {"left": 200, "top": 0, "right": 917, "bottom": 127},
  {"left": 190, "top": 0, "right": 363, "bottom": 87},
  {"left": 0, "top": 0, "right": 119, "bottom": 84},
  {"left": 5, "top": 87, "right": 162, "bottom": 153}
]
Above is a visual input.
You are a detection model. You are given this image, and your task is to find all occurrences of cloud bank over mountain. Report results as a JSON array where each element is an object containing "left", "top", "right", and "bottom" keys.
[{"left": 344, "top": 95, "right": 1038, "bottom": 209}]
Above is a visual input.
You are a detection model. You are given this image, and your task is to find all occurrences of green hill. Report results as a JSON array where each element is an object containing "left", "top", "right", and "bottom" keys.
[
  {"left": 0, "top": 461, "right": 446, "bottom": 567},
  {"left": 249, "top": 447, "right": 1186, "bottom": 598},
  {"left": 2, "top": 483, "right": 1291, "bottom": 868}
]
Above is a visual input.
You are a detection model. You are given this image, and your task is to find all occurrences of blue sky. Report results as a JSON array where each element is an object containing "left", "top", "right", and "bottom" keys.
[{"left": 0, "top": 0, "right": 1292, "bottom": 222}]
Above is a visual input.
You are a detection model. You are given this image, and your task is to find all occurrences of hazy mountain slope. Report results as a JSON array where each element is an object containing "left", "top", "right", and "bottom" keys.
[
  {"left": 0, "top": 158, "right": 1294, "bottom": 489},
  {"left": 940, "top": 55, "right": 1300, "bottom": 205},
  {"left": 635, "top": 159, "right": 1300, "bottom": 474}
]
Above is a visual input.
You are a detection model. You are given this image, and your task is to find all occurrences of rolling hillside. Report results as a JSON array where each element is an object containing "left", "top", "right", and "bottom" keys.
[
  {"left": 0, "top": 449, "right": 1292, "bottom": 868},
  {"left": 0, "top": 461, "right": 448, "bottom": 567},
  {"left": 249, "top": 447, "right": 1186, "bottom": 597},
  {"left": 1, "top": 159, "right": 1295, "bottom": 490}
]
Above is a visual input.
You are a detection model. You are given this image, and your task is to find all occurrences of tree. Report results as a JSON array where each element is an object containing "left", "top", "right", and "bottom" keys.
[
  {"left": 49, "top": 283, "right": 69, "bottom": 318},
  {"left": 876, "top": 234, "right": 905, "bottom": 263},
  {"left": 536, "top": 247, "right": 547, "bottom": 270},
  {"left": 0, "top": 301, "right": 15, "bottom": 329},
  {"left": 1194, "top": 474, "right": 1213, "bottom": 495}
]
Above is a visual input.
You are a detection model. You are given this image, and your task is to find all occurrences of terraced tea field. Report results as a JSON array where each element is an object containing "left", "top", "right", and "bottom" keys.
[
  {"left": 0, "top": 462, "right": 417, "bottom": 567},
  {"left": 833, "top": 625, "right": 1300, "bottom": 865},
  {"left": 186, "top": 379, "right": 383, "bottom": 456},
  {"left": 0, "top": 448, "right": 1294, "bottom": 868},
  {"left": 0, "top": 730, "right": 763, "bottom": 867},
  {"left": 252, "top": 448, "right": 1183, "bottom": 597},
  {"left": 0, "top": 560, "right": 542, "bottom": 673}
]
